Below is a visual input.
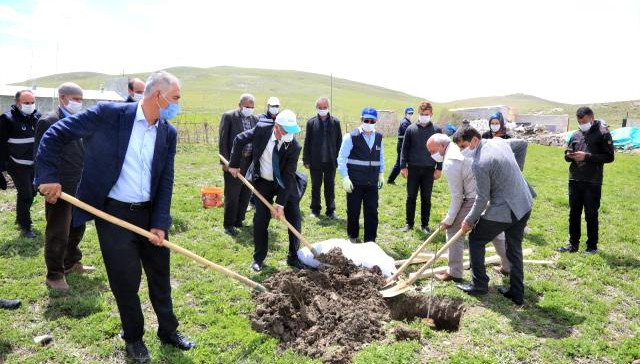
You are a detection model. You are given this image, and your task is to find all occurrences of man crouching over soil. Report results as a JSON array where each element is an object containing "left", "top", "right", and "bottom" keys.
[{"left": 35, "top": 71, "right": 194, "bottom": 363}]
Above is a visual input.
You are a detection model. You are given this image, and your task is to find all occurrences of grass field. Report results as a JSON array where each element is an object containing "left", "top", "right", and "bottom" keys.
[{"left": 1, "top": 140, "right": 639, "bottom": 363}]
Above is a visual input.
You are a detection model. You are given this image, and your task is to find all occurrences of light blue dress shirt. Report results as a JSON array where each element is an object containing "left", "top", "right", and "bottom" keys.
[
  {"left": 337, "top": 127, "right": 385, "bottom": 177},
  {"left": 108, "top": 102, "right": 157, "bottom": 203}
]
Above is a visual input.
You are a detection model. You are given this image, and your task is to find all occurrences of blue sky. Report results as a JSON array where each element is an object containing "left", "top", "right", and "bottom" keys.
[{"left": 0, "top": 0, "right": 639, "bottom": 103}]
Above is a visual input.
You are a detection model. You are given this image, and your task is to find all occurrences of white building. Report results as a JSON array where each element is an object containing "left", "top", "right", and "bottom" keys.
[{"left": 0, "top": 85, "right": 124, "bottom": 115}]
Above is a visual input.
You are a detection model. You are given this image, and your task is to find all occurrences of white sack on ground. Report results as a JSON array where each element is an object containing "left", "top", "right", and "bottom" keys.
[{"left": 297, "top": 239, "right": 398, "bottom": 277}]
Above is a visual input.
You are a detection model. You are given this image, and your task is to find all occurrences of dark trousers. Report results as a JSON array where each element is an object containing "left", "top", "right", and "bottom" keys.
[
  {"left": 252, "top": 178, "right": 301, "bottom": 263},
  {"left": 223, "top": 156, "right": 252, "bottom": 228},
  {"left": 44, "top": 200, "right": 86, "bottom": 280},
  {"left": 468, "top": 211, "right": 531, "bottom": 300},
  {"left": 387, "top": 144, "right": 402, "bottom": 183},
  {"left": 7, "top": 166, "right": 35, "bottom": 229},
  {"left": 569, "top": 180, "right": 602, "bottom": 250},
  {"left": 405, "top": 166, "right": 434, "bottom": 228},
  {"left": 346, "top": 184, "right": 379, "bottom": 242},
  {"left": 309, "top": 163, "right": 336, "bottom": 215},
  {"left": 95, "top": 202, "right": 178, "bottom": 342}
]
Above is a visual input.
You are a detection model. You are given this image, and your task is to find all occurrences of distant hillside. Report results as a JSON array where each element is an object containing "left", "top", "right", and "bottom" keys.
[{"left": 15, "top": 67, "right": 640, "bottom": 128}]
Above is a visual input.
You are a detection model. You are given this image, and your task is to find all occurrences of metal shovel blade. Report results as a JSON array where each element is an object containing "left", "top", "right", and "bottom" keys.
[{"left": 379, "top": 280, "right": 414, "bottom": 298}]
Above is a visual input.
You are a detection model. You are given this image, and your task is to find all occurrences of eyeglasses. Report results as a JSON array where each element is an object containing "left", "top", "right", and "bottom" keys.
[{"left": 363, "top": 119, "right": 376, "bottom": 124}]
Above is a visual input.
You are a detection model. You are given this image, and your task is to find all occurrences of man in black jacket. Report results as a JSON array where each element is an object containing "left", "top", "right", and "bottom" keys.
[
  {"left": 125, "top": 78, "right": 146, "bottom": 103},
  {"left": 218, "top": 93, "right": 258, "bottom": 236},
  {"left": 256, "top": 96, "right": 280, "bottom": 124},
  {"left": 387, "top": 106, "right": 413, "bottom": 185},
  {"left": 228, "top": 110, "right": 305, "bottom": 271},
  {"left": 303, "top": 97, "right": 342, "bottom": 219},
  {"left": 34, "top": 82, "right": 94, "bottom": 291},
  {"left": 558, "top": 107, "right": 614, "bottom": 254},
  {"left": 399, "top": 101, "right": 442, "bottom": 233},
  {"left": 0, "top": 89, "right": 41, "bottom": 238}
]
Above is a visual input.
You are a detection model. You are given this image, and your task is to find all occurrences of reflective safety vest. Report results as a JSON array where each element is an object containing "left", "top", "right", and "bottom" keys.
[{"left": 346, "top": 129, "right": 382, "bottom": 186}]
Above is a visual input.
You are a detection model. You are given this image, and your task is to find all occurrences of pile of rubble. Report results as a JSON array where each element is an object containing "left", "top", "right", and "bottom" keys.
[{"left": 511, "top": 125, "right": 568, "bottom": 147}]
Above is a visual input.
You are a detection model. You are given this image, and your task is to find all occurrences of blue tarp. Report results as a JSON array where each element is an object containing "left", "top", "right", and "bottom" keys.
[{"left": 610, "top": 127, "right": 640, "bottom": 149}]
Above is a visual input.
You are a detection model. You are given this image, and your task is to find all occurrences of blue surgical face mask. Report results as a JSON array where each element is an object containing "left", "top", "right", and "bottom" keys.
[{"left": 159, "top": 95, "right": 180, "bottom": 120}]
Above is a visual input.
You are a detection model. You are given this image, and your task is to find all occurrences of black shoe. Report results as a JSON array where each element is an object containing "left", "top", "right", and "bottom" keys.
[
  {"left": 287, "top": 257, "right": 305, "bottom": 269},
  {"left": 310, "top": 211, "right": 320, "bottom": 218},
  {"left": 251, "top": 261, "right": 263, "bottom": 272},
  {"left": 125, "top": 340, "right": 150, "bottom": 362},
  {"left": 326, "top": 212, "right": 337, "bottom": 220},
  {"left": 497, "top": 287, "right": 524, "bottom": 306},
  {"left": 224, "top": 227, "right": 238, "bottom": 237},
  {"left": 159, "top": 331, "right": 195, "bottom": 351},
  {"left": 387, "top": 181, "right": 396, "bottom": 185},
  {"left": 401, "top": 225, "right": 413, "bottom": 233},
  {"left": 0, "top": 299, "right": 21, "bottom": 310},
  {"left": 420, "top": 226, "right": 431, "bottom": 234},
  {"left": 584, "top": 248, "right": 598, "bottom": 255},
  {"left": 456, "top": 284, "right": 488, "bottom": 295},
  {"left": 21, "top": 228, "right": 35, "bottom": 239},
  {"left": 557, "top": 245, "right": 578, "bottom": 253}
]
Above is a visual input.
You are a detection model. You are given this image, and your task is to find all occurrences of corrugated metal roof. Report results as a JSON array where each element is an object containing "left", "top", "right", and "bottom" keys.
[{"left": 0, "top": 85, "right": 124, "bottom": 101}]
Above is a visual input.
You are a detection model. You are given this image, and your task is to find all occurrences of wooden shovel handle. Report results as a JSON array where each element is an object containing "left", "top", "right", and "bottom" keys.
[
  {"left": 404, "top": 229, "right": 466, "bottom": 287},
  {"left": 59, "top": 192, "right": 268, "bottom": 293},
  {"left": 386, "top": 226, "right": 442, "bottom": 284},
  {"left": 219, "top": 154, "right": 318, "bottom": 256}
]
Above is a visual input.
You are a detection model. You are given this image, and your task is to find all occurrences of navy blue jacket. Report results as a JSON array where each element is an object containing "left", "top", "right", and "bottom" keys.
[
  {"left": 396, "top": 117, "right": 411, "bottom": 151},
  {"left": 34, "top": 102, "right": 177, "bottom": 231}
]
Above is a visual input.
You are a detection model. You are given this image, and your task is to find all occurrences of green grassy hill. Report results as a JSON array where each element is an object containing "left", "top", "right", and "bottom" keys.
[{"left": 15, "top": 67, "right": 640, "bottom": 127}]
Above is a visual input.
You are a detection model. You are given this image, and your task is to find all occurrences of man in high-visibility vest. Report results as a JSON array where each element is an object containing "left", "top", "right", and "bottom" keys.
[{"left": 337, "top": 107, "right": 385, "bottom": 243}]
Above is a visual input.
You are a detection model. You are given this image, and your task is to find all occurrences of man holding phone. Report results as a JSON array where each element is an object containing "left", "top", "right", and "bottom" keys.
[{"left": 558, "top": 107, "right": 614, "bottom": 254}]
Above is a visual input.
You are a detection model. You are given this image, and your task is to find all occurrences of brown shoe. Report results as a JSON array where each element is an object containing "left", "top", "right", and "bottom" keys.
[
  {"left": 65, "top": 263, "right": 96, "bottom": 274},
  {"left": 46, "top": 278, "right": 70, "bottom": 291},
  {"left": 434, "top": 272, "right": 463, "bottom": 283},
  {"left": 493, "top": 266, "right": 510, "bottom": 276}
]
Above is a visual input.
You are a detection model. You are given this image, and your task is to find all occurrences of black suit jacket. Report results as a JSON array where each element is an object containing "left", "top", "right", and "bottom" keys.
[
  {"left": 218, "top": 109, "right": 257, "bottom": 163},
  {"left": 34, "top": 108, "right": 84, "bottom": 193},
  {"left": 302, "top": 114, "right": 342, "bottom": 168},
  {"left": 229, "top": 122, "right": 304, "bottom": 206}
]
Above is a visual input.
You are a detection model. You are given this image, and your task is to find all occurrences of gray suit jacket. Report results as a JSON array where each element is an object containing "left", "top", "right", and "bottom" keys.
[{"left": 465, "top": 139, "right": 533, "bottom": 224}]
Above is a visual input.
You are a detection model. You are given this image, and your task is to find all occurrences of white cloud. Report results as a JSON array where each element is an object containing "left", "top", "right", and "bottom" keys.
[{"left": 0, "top": 0, "right": 638, "bottom": 104}]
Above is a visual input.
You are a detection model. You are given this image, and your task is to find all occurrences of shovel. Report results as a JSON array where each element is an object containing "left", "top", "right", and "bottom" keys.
[
  {"left": 59, "top": 192, "right": 269, "bottom": 293},
  {"left": 379, "top": 229, "right": 465, "bottom": 298},
  {"left": 386, "top": 226, "right": 442, "bottom": 285},
  {"left": 219, "top": 154, "right": 320, "bottom": 257}
]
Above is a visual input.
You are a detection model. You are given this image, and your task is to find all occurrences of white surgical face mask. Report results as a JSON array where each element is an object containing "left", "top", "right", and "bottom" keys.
[
  {"left": 579, "top": 122, "right": 592, "bottom": 132},
  {"left": 461, "top": 148, "right": 475, "bottom": 158},
  {"left": 281, "top": 132, "right": 294, "bottom": 143},
  {"left": 268, "top": 106, "right": 279, "bottom": 115},
  {"left": 361, "top": 123, "right": 375, "bottom": 133},
  {"left": 132, "top": 93, "right": 143, "bottom": 102},
  {"left": 490, "top": 124, "right": 501, "bottom": 133},
  {"left": 406, "top": 114, "right": 413, "bottom": 120},
  {"left": 241, "top": 107, "right": 254, "bottom": 117},
  {"left": 20, "top": 104, "right": 36, "bottom": 115},
  {"left": 317, "top": 109, "right": 329, "bottom": 117},
  {"left": 418, "top": 115, "right": 431, "bottom": 124},
  {"left": 66, "top": 100, "right": 83, "bottom": 114},
  {"left": 431, "top": 152, "right": 444, "bottom": 163}
]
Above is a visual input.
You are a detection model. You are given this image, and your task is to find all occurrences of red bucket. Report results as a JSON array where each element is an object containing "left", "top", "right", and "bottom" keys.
[{"left": 201, "top": 186, "right": 224, "bottom": 208}]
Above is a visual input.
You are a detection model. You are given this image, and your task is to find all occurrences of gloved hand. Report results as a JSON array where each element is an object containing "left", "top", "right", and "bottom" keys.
[
  {"left": 0, "top": 172, "right": 7, "bottom": 190},
  {"left": 342, "top": 176, "right": 354, "bottom": 193},
  {"left": 378, "top": 173, "right": 384, "bottom": 189}
]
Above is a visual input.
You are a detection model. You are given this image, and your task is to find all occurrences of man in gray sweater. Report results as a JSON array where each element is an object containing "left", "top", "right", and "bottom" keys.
[
  {"left": 399, "top": 101, "right": 442, "bottom": 233},
  {"left": 452, "top": 127, "right": 533, "bottom": 306}
]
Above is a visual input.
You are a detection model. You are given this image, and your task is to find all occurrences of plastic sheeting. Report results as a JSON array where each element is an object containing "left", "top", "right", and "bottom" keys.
[{"left": 610, "top": 127, "right": 640, "bottom": 150}]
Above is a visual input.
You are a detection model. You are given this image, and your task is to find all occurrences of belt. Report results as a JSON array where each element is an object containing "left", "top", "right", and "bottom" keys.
[{"left": 105, "top": 198, "right": 151, "bottom": 211}]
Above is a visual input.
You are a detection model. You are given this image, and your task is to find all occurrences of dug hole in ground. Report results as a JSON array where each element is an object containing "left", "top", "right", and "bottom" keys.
[{"left": 250, "top": 241, "right": 465, "bottom": 363}]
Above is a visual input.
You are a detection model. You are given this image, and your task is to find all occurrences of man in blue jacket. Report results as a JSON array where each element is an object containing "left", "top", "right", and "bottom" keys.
[
  {"left": 35, "top": 71, "right": 193, "bottom": 362},
  {"left": 387, "top": 106, "right": 413, "bottom": 185}
]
